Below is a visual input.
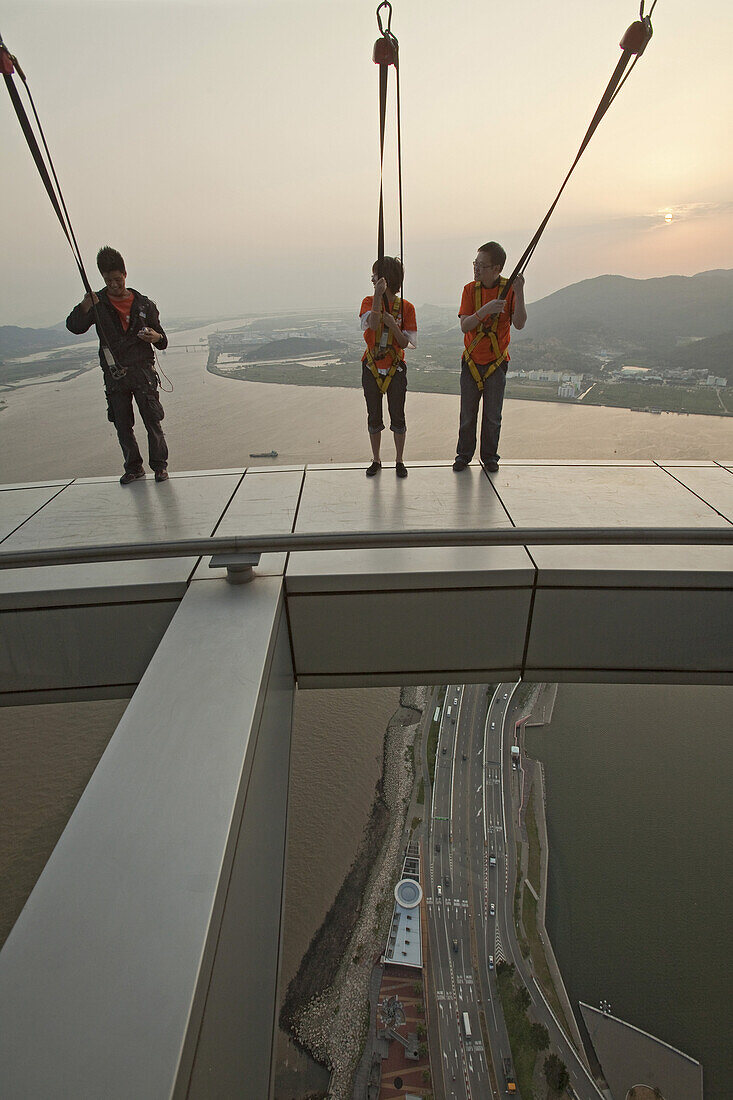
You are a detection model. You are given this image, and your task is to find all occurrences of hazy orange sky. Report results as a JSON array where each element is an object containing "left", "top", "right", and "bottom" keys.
[{"left": 1, "top": 0, "right": 731, "bottom": 325}]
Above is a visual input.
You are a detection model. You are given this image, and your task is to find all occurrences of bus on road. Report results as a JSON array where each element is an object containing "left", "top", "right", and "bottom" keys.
[{"left": 462, "top": 1012, "right": 472, "bottom": 1039}]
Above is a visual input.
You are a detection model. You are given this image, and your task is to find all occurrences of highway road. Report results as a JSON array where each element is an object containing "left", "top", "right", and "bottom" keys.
[
  {"left": 425, "top": 683, "right": 514, "bottom": 1098},
  {"left": 424, "top": 683, "right": 606, "bottom": 1100}
]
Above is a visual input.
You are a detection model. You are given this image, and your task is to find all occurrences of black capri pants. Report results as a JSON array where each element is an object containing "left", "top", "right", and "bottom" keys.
[{"left": 361, "top": 361, "right": 407, "bottom": 435}]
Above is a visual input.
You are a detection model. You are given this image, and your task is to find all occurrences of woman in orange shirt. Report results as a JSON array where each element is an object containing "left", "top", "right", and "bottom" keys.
[{"left": 359, "top": 256, "right": 417, "bottom": 478}]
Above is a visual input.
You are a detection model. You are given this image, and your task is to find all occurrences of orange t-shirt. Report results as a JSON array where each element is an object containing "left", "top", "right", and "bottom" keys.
[
  {"left": 108, "top": 291, "right": 135, "bottom": 331},
  {"left": 459, "top": 281, "right": 515, "bottom": 366},
  {"left": 359, "top": 296, "right": 417, "bottom": 372}
]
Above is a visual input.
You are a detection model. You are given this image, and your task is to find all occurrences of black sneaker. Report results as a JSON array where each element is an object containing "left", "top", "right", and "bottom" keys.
[
  {"left": 452, "top": 457, "right": 469, "bottom": 472},
  {"left": 366, "top": 461, "right": 382, "bottom": 477},
  {"left": 396, "top": 462, "right": 408, "bottom": 478},
  {"left": 120, "top": 470, "right": 145, "bottom": 485},
  {"left": 154, "top": 469, "right": 169, "bottom": 483},
  {"left": 483, "top": 461, "right": 500, "bottom": 473}
]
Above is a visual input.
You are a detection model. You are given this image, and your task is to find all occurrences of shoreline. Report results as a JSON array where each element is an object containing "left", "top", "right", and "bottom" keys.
[
  {"left": 516, "top": 685, "right": 589, "bottom": 1062},
  {"left": 278, "top": 688, "right": 428, "bottom": 1099},
  {"left": 206, "top": 360, "right": 733, "bottom": 419}
]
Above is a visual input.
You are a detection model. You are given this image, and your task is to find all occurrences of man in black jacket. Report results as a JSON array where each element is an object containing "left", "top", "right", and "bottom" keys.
[{"left": 66, "top": 246, "right": 170, "bottom": 484}]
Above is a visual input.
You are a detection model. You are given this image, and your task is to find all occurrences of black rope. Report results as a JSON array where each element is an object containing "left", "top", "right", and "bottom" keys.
[
  {"left": 373, "top": 1, "right": 404, "bottom": 322},
  {"left": 500, "top": 5, "right": 656, "bottom": 299},
  {"left": 0, "top": 32, "right": 125, "bottom": 376}
]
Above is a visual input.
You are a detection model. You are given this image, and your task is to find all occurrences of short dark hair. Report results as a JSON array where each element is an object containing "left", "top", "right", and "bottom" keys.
[
  {"left": 477, "top": 241, "right": 506, "bottom": 270},
  {"left": 372, "top": 255, "right": 404, "bottom": 294},
  {"left": 97, "top": 246, "right": 126, "bottom": 275}
]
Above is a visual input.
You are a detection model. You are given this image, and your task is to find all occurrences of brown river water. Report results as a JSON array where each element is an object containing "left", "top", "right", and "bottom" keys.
[{"left": 1, "top": 323, "right": 731, "bottom": 1094}]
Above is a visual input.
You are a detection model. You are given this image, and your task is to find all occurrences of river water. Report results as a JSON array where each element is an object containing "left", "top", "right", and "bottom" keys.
[
  {"left": 525, "top": 684, "right": 732, "bottom": 1099},
  {"left": 1, "top": 323, "right": 730, "bottom": 1095}
]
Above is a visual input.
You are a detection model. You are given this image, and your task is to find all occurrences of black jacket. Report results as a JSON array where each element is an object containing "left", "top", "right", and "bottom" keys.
[{"left": 66, "top": 287, "right": 168, "bottom": 390}]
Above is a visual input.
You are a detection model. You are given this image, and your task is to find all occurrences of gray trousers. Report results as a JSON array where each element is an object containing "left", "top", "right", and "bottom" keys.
[
  {"left": 107, "top": 386, "right": 168, "bottom": 474},
  {"left": 455, "top": 357, "right": 506, "bottom": 465}
]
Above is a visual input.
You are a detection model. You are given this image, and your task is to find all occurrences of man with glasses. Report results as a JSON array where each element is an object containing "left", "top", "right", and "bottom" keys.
[{"left": 453, "top": 242, "right": 526, "bottom": 473}]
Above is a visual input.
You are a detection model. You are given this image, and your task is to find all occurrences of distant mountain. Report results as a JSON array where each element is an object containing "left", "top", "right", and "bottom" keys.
[
  {"left": 663, "top": 330, "right": 733, "bottom": 381},
  {"left": 518, "top": 269, "right": 733, "bottom": 352},
  {"left": 0, "top": 322, "right": 88, "bottom": 360}
]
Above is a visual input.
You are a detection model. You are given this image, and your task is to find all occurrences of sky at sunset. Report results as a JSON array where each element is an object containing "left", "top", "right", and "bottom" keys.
[{"left": 1, "top": 0, "right": 731, "bottom": 326}]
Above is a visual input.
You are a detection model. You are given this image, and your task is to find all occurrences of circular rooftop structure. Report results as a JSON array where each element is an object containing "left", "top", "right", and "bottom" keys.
[{"left": 394, "top": 878, "right": 422, "bottom": 909}]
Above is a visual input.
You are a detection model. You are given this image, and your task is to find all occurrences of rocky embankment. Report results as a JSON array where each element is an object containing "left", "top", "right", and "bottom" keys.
[{"left": 281, "top": 687, "right": 428, "bottom": 1098}]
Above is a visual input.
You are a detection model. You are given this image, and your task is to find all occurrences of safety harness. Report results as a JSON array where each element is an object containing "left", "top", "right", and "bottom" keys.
[
  {"left": 463, "top": 278, "right": 510, "bottom": 391},
  {"left": 364, "top": 295, "right": 404, "bottom": 394}
]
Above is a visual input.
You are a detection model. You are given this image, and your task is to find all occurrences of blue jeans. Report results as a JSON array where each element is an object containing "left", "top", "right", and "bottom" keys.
[{"left": 455, "top": 357, "right": 506, "bottom": 465}]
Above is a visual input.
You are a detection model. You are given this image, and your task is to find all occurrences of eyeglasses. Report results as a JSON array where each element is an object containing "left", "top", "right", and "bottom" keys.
[{"left": 473, "top": 261, "right": 493, "bottom": 270}]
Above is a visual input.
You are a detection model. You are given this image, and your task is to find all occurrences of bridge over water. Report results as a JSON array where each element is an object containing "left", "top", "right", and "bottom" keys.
[{"left": 0, "top": 460, "right": 731, "bottom": 1097}]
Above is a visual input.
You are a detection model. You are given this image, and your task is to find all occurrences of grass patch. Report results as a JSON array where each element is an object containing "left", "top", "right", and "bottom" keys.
[
  {"left": 521, "top": 885, "right": 573, "bottom": 1039},
  {"left": 496, "top": 968, "right": 538, "bottom": 1097},
  {"left": 506, "top": 380, "right": 570, "bottom": 402},
  {"left": 417, "top": 777, "right": 425, "bottom": 805},
  {"left": 427, "top": 687, "right": 447, "bottom": 785},
  {"left": 513, "top": 841, "right": 530, "bottom": 958},
  {"left": 583, "top": 381, "right": 731, "bottom": 415},
  {"left": 525, "top": 787, "right": 541, "bottom": 894}
]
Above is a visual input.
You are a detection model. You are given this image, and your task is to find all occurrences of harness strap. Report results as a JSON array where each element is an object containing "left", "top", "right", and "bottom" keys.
[
  {"left": 0, "top": 34, "right": 126, "bottom": 377},
  {"left": 499, "top": 3, "right": 656, "bottom": 300},
  {"left": 373, "top": 2, "right": 404, "bottom": 308},
  {"left": 364, "top": 295, "right": 403, "bottom": 394},
  {"left": 464, "top": 279, "right": 508, "bottom": 391}
]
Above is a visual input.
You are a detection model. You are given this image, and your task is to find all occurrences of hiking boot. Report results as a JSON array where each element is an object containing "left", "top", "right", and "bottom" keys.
[
  {"left": 366, "top": 461, "right": 382, "bottom": 478},
  {"left": 452, "top": 457, "right": 469, "bottom": 472},
  {"left": 154, "top": 469, "right": 169, "bottom": 483},
  {"left": 396, "top": 462, "right": 408, "bottom": 478},
  {"left": 120, "top": 470, "right": 145, "bottom": 485}
]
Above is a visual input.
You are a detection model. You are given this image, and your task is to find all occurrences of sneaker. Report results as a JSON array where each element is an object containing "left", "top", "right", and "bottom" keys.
[
  {"left": 154, "top": 469, "right": 169, "bottom": 483},
  {"left": 395, "top": 462, "right": 408, "bottom": 478},
  {"left": 452, "top": 457, "right": 469, "bottom": 472},
  {"left": 120, "top": 470, "right": 145, "bottom": 485},
  {"left": 483, "top": 461, "right": 500, "bottom": 473},
  {"left": 366, "top": 461, "right": 382, "bottom": 478}
]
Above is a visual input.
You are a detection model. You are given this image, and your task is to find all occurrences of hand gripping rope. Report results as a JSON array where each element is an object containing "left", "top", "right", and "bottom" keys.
[
  {"left": 373, "top": 1, "right": 404, "bottom": 325},
  {"left": 499, "top": 0, "right": 658, "bottom": 301},
  {"left": 0, "top": 31, "right": 126, "bottom": 378}
]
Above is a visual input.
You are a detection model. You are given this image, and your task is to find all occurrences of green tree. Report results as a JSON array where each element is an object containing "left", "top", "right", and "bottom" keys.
[
  {"left": 544, "top": 1053, "right": 570, "bottom": 1092},
  {"left": 416, "top": 1022, "right": 426, "bottom": 1040},
  {"left": 515, "top": 985, "right": 531, "bottom": 1011},
  {"left": 496, "top": 960, "right": 514, "bottom": 977},
  {"left": 418, "top": 1042, "right": 428, "bottom": 1059},
  {"left": 530, "top": 1021, "right": 549, "bottom": 1050}
]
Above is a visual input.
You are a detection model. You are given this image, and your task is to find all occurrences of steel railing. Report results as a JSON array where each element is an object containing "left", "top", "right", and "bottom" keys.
[{"left": 0, "top": 526, "right": 731, "bottom": 572}]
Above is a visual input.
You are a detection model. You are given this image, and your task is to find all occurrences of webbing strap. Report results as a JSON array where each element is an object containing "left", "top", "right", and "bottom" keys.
[
  {"left": 0, "top": 33, "right": 124, "bottom": 376},
  {"left": 365, "top": 348, "right": 400, "bottom": 394},
  {"left": 374, "top": 1, "right": 404, "bottom": 323},
  {"left": 464, "top": 279, "right": 508, "bottom": 391},
  {"left": 499, "top": 4, "right": 656, "bottom": 301}
]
